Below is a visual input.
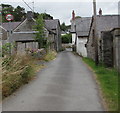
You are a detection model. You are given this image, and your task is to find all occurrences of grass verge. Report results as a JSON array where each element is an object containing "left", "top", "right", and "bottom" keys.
[
  {"left": 43, "top": 50, "right": 57, "bottom": 62},
  {"left": 2, "top": 55, "right": 36, "bottom": 99},
  {"left": 82, "top": 57, "right": 118, "bottom": 111},
  {"left": 1, "top": 50, "right": 57, "bottom": 99}
]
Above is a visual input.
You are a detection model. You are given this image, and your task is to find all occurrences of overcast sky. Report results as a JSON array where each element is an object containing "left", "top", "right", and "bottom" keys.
[{"left": 1, "top": 0, "right": 119, "bottom": 25}]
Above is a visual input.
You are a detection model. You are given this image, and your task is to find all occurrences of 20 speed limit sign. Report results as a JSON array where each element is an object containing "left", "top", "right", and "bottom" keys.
[{"left": 6, "top": 14, "right": 14, "bottom": 21}]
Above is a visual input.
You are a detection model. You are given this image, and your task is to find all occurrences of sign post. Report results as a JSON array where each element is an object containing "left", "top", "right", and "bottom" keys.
[{"left": 5, "top": 14, "right": 14, "bottom": 54}]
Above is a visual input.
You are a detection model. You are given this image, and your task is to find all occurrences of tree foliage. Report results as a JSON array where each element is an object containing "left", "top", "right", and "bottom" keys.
[
  {"left": 60, "top": 22, "right": 71, "bottom": 32},
  {"left": 1, "top": 4, "right": 53, "bottom": 22},
  {"left": 75, "top": 16, "right": 81, "bottom": 19},
  {"left": 13, "top": 6, "right": 26, "bottom": 21},
  {"left": 2, "top": 4, "right": 26, "bottom": 22},
  {"left": 61, "top": 34, "right": 72, "bottom": 44},
  {"left": 34, "top": 15, "right": 46, "bottom": 48},
  {"left": 40, "top": 13, "right": 53, "bottom": 20}
]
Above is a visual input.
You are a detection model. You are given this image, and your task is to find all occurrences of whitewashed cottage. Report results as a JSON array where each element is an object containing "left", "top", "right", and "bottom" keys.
[{"left": 70, "top": 10, "right": 91, "bottom": 57}]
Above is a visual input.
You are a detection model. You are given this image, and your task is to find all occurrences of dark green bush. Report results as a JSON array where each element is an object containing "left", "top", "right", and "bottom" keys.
[{"left": 61, "top": 34, "right": 72, "bottom": 43}]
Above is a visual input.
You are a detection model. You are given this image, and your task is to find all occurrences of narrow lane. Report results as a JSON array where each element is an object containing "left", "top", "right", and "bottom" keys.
[{"left": 3, "top": 51, "right": 104, "bottom": 111}]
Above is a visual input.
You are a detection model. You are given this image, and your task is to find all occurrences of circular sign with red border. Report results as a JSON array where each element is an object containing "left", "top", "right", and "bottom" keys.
[{"left": 6, "top": 14, "right": 14, "bottom": 21}]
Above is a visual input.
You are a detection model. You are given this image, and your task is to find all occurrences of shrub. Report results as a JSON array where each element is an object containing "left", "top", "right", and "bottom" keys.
[
  {"left": 61, "top": 33, "right": 72, "bottom": 44},
  {"left": 2, "top": 55, "right": 35, "bottom": 98},
  {"left": 2, "top": 43, "right": 13, "bottom": 57},
  {"left": 43, "top": 50, "right": 57, "bottom": 62}
]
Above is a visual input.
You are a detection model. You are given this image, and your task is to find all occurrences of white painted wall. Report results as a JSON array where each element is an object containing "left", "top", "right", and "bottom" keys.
[
  {"left": 76, "top": 37, "right": 87, "bottom": 57},
  {"left": 72, "top": 33, "right": 76, "bottom": 45}
]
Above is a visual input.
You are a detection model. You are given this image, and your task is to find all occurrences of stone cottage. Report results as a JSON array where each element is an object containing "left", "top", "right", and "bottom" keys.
[
  {"left": 2, "top": 11, "right": 61, "bottom": 54},
  {"left": 11, "top": 11, "right": 39, "bottom": 55},
  {"left": 87, "top": 10, "right": 119, "bottom": 61},
  {"left": 1, "top": 22, "right": 21, "bottom": 44},
  {"left": 70, "top": 10, "right": 91, "bottom": 57},
  {"left": 45, "top": 19, "right": 61, "bottom": 52},
  {"left": 0, "top": 26, "right": 7, "bottom": 40}
]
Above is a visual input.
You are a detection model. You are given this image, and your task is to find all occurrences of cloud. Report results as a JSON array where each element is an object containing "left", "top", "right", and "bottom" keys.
[
  {"left": 1, "top": 1, "right": 119, "bottom": 25},
  {"left": 1, "top": 0, "right": 120, "bottom": 3}
]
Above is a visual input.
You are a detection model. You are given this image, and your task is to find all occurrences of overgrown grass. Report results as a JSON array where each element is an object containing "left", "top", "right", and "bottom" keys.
[
  {"left": 1, "top": 50, "right": 57, "bottom": 99},
  {"left": 83, "top": 57, "right": 118, "bottom": 111},
  {"left": 2, "top": 55, "right": 43, "bottom": 99},
  {"left": 43, "top": 50, "right": 57, "bottom": 62}
]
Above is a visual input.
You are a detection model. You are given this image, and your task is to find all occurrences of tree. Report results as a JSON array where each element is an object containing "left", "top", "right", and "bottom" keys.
[
  {"left": 2, "top": 4, "right": 14, "bottom": 22},
  {"left": 34, "top": 15, "right": 45, "bottom": 49},
  {"left": 13, "top": 6, "right": 26, "bottom": 21},
  {"left": 40, "top": 13, "right": 53, "bottom": 20},
  {"left": 60, "top": 22, "right": 71, "bottom": 32},
  {"left": 60, "top": 22, "right": 66, "bottom": 31},
  {"left": 1, "top": 4, "right": 26, "bottom": 22},
  {"left": 75, "top": 16, "right": 81, "bottom": 19},
  {"left": 33, "top": 12, "right": 39, "bottom": 19},
  {"left": 61, "top": 33, "right": 72, "bottom": 44}
]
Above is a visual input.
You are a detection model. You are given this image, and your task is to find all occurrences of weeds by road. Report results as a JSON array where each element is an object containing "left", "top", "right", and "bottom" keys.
[
  {"left": 83, "top": 57, "right": 118, "bottom": 111},
  {"left": 2, "top": 50, "right": 57, "bottom": 99}
]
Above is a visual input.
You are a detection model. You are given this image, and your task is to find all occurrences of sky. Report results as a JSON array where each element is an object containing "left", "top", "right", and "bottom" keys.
[{"left": 1, "top": 0, "right": 119, "bottom": 25}]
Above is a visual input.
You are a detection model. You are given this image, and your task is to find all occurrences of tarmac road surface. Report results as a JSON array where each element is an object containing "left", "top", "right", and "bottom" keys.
[{"left": 3, "top": 51, "right": 104, "bottom": 111}]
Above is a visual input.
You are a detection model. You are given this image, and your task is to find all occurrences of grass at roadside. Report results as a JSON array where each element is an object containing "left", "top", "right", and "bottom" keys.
[
  {"left": 82, "top": 57, "right": 118, "bottom": 111},
  {"left": 2, "top": 55, "right": 37, "bottom": 99},
  {"left": 43, "top": 50, "right": 57, "bottom": 62},
  {"left": 2, "top": 50, "right": 57, "bottom": 99}
]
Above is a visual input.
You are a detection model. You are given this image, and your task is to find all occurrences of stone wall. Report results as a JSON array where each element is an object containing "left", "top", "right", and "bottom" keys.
[
  {"left": 112, "top": 28, "right": 120, "bottom": 72},
  {"left": 1, "top": 28, "right": 7, "bottom": 40},
  {"left": 101, "top": 28, "right": 120, "bottom": 72},
  {"left": 87, "top": 24, "right": 95, "bottom": 60},
  {"left": 16, "top": 41, "right": 38, "bottom": 55},
  {"left": 101, "top": 31, "right": 113, "bottom": 67}
]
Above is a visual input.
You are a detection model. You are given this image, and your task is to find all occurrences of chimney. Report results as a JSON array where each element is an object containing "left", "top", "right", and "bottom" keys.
[
  {"left": 72, "top": 10, "right": 75, "bottom": 20},
  {"left": 99, "top": 8, "right": 102, "bottom": 16},
  {"left": 26, "top": 11, "right": 33, "bottom": 21}
]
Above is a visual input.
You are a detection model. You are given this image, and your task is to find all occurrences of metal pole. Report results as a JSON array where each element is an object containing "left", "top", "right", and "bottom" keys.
[
  {"left": 93, "top": 0, "right": 99, "bottom": 66},
  {"left": 32, "top": 1, "right": 34, "bottom": 13},
  {"left": 8, "top": 21, "right": 11, "bottom": 55}
]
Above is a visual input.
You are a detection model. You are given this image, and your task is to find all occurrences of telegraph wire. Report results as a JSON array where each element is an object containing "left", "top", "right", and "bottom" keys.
[{"left": 21, "top": 0, "right": 34, "bottom": 12}]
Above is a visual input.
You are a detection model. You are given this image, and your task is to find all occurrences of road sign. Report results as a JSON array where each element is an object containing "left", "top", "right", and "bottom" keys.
[{"left": 6, "top": 14, "right": 14, "bottom": 21}]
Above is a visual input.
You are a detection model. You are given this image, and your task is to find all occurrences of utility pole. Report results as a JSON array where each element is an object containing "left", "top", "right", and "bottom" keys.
[
  {"left": 32, "top": 1, "right": 34, "bottom": 13},
  {"left": 93, "top": 0, "right": 99, "bottom": 66}
]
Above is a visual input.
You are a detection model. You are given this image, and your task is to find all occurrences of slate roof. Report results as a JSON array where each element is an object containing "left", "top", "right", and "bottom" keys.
[
  {"left": 45, "top": 19, "right": 59, "bottom": 30},
  {"left": 71, "top": 17, "right": 92, "bottom": 37},
  {"left": 96, "top": 15, "right": 119, "bottom": 32},
  {"left": 77, "top": 31, "right": 89, "bottom": 37},
  {"left": 2, "top": 22, "right": 21, "bottom": 31},
  {"left": 88, "top": 15, "right": 119, "bottom": 37}
]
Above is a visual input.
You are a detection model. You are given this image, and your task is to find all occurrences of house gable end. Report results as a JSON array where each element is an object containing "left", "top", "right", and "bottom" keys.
[{"left": 14, "top": 18, "right": 36, "bottom": 32}]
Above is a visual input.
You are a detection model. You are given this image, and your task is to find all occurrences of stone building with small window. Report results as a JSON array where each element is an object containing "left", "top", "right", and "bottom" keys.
[
  {"left": 2, "top": 11, "right": 61, "bottom": 54},
  {"left": 87, "top": 13, "right": 119, "bottom": 61}
]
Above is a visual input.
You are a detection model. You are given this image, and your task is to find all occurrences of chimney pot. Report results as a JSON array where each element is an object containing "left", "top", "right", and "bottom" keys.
[
  {"left": 72, "top": 10, "right": 75, "bottom": 20},
  {"left": 27, "top": 11, "right": 33, "bottom": 21},
  {"left": 99, "top": 8, "right": 102, "bottom": 16}
]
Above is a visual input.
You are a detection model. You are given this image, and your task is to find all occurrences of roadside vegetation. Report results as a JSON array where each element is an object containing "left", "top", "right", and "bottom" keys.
[
  {"left": 82, "top": 57, "right": 118, "bottom": 111},
  {"left": 1, "top": 13, "right": 57, "bottom": 99},
  {"left": 61, "top": 33, "right": 72, "bottom": 44},
  {"left": 2, "top": 51, "right": 57, "bottom": 99},
  {"left": 1, "top": 42, "right": 57, "bottom": 99},
  {"left": 43, "top": 50, "right": 57, "bottom": 62},
  {"left": 2, "top": 55, "right": 40, "bottom": 99}
]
